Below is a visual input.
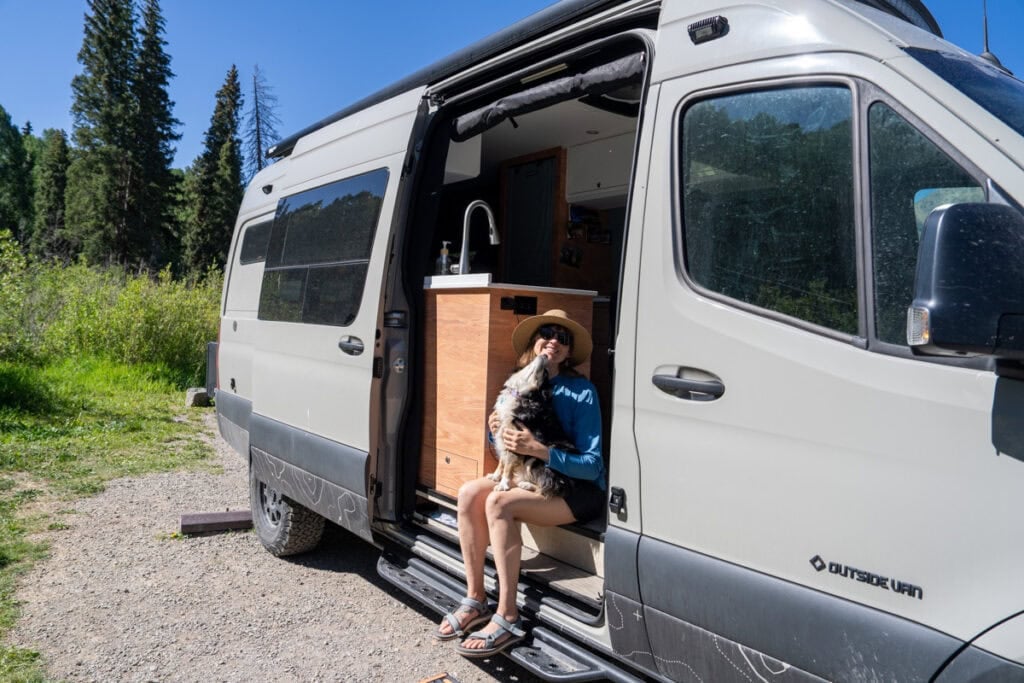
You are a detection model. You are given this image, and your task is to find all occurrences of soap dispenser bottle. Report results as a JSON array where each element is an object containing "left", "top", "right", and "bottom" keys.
[{"left": 435, "top": 240, "right": 452, "bottom": 275}]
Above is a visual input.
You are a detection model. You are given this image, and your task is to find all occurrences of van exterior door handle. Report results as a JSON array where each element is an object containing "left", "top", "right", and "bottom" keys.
[
  {"left": 338, "top": 336, "right": 364, "bottom": 355},
  {"left": 652, "top": 374, "right": 725, "bottom": 401}
]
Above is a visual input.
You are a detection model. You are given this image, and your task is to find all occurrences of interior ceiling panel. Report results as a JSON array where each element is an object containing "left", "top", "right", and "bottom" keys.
[{"left": 480, "top": 98, "right": 636, "bottom": 170}]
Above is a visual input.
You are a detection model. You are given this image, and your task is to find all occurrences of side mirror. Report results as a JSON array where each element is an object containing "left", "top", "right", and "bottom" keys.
[{"left": 908, "top": 203, "right": 1024, "bottom": 360}]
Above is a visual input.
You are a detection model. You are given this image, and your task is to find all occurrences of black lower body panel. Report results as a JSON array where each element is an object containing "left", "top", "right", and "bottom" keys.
[
  {"left": 215, "top": 390, "right": 250, "bottom": 457},
  {"left": 248, "top": 412, "right": 371, "bottom": 542},
  {"left": 636, "top": 535, "right": 963, "bottom": 681}
]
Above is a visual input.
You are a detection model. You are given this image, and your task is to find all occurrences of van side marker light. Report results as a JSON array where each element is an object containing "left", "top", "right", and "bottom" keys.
[
  {"left": 261, "top": 184, "right": 273, "bottom": 194},
  {"left": 688, "top": 16, "right": 729, "bottom": 45},
  {"left": 907, "top": 306, "right": 930, "bottom": 346}
]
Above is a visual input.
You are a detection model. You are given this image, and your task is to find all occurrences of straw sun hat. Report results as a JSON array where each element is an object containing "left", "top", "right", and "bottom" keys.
[{"left": 511, "top": 309, "right": 593, "bottom": 366}]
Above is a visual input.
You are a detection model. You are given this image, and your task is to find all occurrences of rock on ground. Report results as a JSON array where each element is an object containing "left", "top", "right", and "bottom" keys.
[{"left": 8, "top": 413, "right": 540, "bottom": 683}]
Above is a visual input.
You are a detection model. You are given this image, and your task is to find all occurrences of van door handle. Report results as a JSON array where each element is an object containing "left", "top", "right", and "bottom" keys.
[
  {"left": 652, "top": 374, "right": 724, "bottom": 401},
  {"left": 338, "top": 336, "right": 364, "bottom": 355}
]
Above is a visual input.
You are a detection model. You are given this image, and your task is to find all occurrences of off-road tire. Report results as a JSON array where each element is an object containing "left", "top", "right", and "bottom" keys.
[{"left": 249, "top": 464, "right": 325, "bottom": 556}]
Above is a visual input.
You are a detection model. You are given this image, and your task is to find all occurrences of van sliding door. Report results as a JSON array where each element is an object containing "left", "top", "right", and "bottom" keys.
[{"left": 249, "top": 89, "right": 425, "bottom": 542}]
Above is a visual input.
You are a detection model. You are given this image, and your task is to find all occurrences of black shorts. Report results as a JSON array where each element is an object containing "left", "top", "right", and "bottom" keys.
[{"left": 562, "top": 477, "right": 606, "bottom": 523}]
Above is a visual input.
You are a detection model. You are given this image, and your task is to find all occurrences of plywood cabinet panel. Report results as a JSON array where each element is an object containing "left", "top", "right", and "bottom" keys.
[
  {"left": 435, "top": 449, "right": 481, "bottom": 498},
  {"left": 420, "top": 285, "right": 595, "bottom": 497}
]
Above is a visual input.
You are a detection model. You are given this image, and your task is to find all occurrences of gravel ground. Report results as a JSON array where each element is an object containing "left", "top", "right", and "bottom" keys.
[{"left": 8, "top": 411, "right": 541, "bottom": 683}]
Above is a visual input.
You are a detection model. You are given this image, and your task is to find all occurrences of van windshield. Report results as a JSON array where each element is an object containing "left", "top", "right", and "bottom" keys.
[{"left": 905, "top": 48, "right": 1024, "bottom": 137}]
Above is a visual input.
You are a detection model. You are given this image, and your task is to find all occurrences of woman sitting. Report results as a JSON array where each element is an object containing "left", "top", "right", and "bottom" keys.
[{"left": 434, "top": 309, "right": 606, "bottom": 657}]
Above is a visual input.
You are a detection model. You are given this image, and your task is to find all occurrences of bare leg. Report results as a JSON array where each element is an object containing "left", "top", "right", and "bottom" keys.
[
  {"left": 437, "top": 477, "right": 495, "bottom": 637},
  {"left": 459, "top": 488, "right": 575, "bottom": 651}
]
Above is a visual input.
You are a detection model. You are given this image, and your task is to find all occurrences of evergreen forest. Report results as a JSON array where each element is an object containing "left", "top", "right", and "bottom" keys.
[
  {"left": 0, "top": 0, "right": 280, "bottom": 277},
  {"left": 0, "top": 0, "right": 285, "bottom": 389}
]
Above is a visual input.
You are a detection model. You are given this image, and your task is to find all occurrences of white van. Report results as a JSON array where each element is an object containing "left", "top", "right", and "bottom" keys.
[{"left": 214, "top": 0, "right": 1024, "bottom": 679}]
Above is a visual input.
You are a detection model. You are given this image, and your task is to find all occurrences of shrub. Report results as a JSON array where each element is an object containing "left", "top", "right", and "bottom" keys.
[
  {"left": 0, "top": 231, "right": 222, "bottom": 387},
  {"left": 0, "top": 230, "right": 27, "bottom": 358}
]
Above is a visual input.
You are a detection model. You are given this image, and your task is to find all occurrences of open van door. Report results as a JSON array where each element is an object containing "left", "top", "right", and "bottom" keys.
[{"left": 248, "top": 90, "right": 425, "bottom": 545}]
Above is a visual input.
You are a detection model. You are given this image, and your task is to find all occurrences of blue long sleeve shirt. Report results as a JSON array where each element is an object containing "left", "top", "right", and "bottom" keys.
[{"left": 542, "top": 374, "right": 607, "bottom": 490}]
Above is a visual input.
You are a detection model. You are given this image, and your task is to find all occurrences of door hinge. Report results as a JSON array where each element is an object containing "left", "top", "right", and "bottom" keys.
[
  {"left": 608, "top": 487, "right": 626, "bottom": 514},
  {"left": 383, "top": 310, "right": 408, "bottom": 328}
]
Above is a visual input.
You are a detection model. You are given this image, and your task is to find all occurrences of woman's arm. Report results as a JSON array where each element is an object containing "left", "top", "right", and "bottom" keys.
[{"left": 546, "top": 383, "right": 603, "bottom": 482}]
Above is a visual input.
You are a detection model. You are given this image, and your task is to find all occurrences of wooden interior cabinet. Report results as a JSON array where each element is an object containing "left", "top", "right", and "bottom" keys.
[{"left": 420, "top": 284, "right": 595, "bottom": 497}]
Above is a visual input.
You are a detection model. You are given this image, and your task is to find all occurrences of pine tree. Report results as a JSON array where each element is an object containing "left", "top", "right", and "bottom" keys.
[
  {"left": 243, "top": 64, "right": 281, "bottom": 183},
  {"left": 65, "top": 0, "right": 139, "bottom": 265},
  {"left": 182, "top": 65, "right": 244, "bottom": 275},
  {"left": 133, "top": 0, "right": 180, "bottom": 267},
  {"left": 20, "top": 123, "right": 44, "bottom": 248},
  {"left": 0, "top": 105, "right": 32, "bottom": 243},
  {"left": 31, "top": 129, "right": 71, "bottom": 260}
]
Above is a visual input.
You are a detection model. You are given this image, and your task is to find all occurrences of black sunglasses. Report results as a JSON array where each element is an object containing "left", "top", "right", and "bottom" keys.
[{"left": 537, "top": 325, "right": 573, "bottom": 346}]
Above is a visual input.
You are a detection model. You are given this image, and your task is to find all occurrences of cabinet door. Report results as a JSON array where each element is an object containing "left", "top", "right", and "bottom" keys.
[{"left": 566, "top": 133, "right": 634, "bottom": 202}]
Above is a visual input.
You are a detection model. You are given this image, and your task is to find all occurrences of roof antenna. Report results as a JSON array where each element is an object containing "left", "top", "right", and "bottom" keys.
[{"left": 979, "top": 0, "right": 1012, "bottom": 74}]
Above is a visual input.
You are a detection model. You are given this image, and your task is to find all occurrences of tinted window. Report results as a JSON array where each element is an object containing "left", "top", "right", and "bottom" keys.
[
  {"left": 303, "top": 264, "right": 370, "bottom": 327},
  {"left": 905, "top": 48, "right": 1024, "bottom": 138},
  {"left": 259, "top": 168, "right": 389, "bottom": 326},
  {"left": 681, "top": 86, "right": 857, "bottom": 334},
  {"left": 258, "top": 269, "right": 305, "bottom": 323},
  {"left": 868, "top": 103, "right": 983, "bottom": 345},
  {"left": 266, "top": 170, "right": 388, "bottom": 268},
  {"left": 239, "top": 220, "right": 272, "bottom": 265}
]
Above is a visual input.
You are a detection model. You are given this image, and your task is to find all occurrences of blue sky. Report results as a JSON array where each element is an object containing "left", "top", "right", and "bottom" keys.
[{"left": 0, "top": 0, "right": 1020, "bottom": 169}]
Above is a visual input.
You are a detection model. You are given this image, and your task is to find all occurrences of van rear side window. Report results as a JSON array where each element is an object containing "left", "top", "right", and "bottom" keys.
[
  {"left": 258, "top": 168, "right": 389, "bottom": 326},
  {"left": 239, "top": 220, "right": 272, "bottom": 265}
]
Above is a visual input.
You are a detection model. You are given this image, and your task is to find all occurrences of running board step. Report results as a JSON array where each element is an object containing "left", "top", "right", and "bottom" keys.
[
  {"left": 376, "top": 552, "right": 639, "bottom": 683},
  {"left": 509, "top": 627, "right": 645, "bottom": 683},
  {"left": 377, "top": 552, "right": 464, "bottom": 619}
]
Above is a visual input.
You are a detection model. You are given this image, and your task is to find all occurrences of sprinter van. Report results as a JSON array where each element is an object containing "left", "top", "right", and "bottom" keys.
[{"left": 214, "top": 0, "right": 1024, "bottom": 679}]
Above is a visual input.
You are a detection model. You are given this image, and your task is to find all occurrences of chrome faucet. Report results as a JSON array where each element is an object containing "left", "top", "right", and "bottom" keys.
[{"left": 458, "top": 200, "right": 499, "bottom": 274}]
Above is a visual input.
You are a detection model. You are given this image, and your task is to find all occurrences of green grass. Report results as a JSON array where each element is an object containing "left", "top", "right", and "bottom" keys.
[{"left": 0, "top": 356, "right": 216, "bottom": 680}]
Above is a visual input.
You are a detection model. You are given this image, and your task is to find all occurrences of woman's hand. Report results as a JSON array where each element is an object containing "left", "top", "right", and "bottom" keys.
[
  {"left": 488, "top": 411, "right": 501, "bottom": 436},
  {"left": 502, "top": 424, "right": 549, "bottom": 460}
]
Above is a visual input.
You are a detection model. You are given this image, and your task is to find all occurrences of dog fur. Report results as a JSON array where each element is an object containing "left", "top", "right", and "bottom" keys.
[{"left": 489, "top": 354, "right": 573, "bottom": 496}]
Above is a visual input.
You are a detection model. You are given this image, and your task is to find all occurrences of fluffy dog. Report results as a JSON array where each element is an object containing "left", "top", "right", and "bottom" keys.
[{"left": 489, "top": 354, "right": 573, "bottom": 496}]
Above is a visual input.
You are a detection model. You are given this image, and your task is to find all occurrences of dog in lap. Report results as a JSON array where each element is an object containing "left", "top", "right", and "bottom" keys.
[{"left": 490, "top": 354, "right": 573, "bottom": 497}]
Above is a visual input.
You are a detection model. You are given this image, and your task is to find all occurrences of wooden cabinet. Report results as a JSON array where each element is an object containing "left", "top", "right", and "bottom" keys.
[
  {"left": 420, "top": 284, "right": 595, "bottom": 497},
  {"left": 566, "top": 132, "right": 635, "bottom": 206}
]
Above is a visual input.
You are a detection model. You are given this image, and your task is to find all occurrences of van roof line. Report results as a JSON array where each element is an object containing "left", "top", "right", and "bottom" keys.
[
  {"left": 861, "top": 0, "right": 941, "bottom": 37},
  {"left": 266, "top": 0, "right": 941, "bottom": 161},
  {"left": 267, "top": 0, "right": 627, "bottom": 160}
]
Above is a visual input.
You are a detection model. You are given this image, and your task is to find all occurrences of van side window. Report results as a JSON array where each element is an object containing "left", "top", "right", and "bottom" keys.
[
  {"left": 258, "top": 168, "right": 389, "bottom": 326},
  {"left": 681, "top": 86, "right": 857, "bottom": 334},
  {"left": 867, "top": 103, "right": 984, "bottom": 345},
  {"left": 239, "top": 220, "right": 272, "bottom": 265}
]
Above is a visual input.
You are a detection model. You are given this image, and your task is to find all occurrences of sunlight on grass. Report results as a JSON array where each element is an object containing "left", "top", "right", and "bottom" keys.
[
  {"left": 0, "top": 356, "right": 216, "bottom": 678},
  {"left": 0, "top": 357, "right": 213, "bottom": 495}
]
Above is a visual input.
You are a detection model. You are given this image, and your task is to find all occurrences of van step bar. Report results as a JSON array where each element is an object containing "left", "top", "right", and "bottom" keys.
[{"left": 376, "top": 552, "right": 639, "bottom": 682}]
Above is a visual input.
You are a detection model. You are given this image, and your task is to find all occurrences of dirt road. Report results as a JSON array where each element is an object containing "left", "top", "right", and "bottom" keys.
[{"left": 8, "top": 412, "right": 541, "bottom": 682}]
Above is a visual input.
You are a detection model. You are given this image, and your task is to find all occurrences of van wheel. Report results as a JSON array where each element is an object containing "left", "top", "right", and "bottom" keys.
[{"left": 249, "top": 466, "right": 325, "bottom": 556}]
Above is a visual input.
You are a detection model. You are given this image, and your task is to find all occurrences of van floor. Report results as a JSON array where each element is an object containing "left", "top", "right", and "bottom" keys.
[{"left": 413, "top": 501, "right": 604, "bottom": 609}]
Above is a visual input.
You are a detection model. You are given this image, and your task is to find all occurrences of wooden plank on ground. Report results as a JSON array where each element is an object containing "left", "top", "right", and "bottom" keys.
[{"left": 180, "top": 510, "right": 252, "bottom": 534}]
